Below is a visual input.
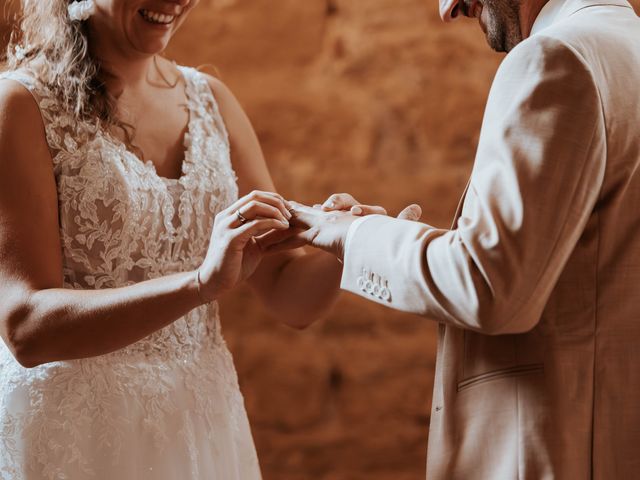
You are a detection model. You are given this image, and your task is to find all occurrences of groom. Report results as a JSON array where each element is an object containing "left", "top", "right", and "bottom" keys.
[{"left": 278, "top": 0, "right": 640, "bottom": 477}]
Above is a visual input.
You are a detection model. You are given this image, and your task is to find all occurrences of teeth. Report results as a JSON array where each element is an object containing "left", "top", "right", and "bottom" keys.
[{"left": 140, "top": 9, "right": 176, "bottom": 25}]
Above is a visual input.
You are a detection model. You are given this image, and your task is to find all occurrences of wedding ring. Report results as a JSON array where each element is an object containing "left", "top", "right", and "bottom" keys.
[
  {"left": 236, "top": 209, "right": 248, "bottom": 225},
  {"left": 288, "top": 207, "right": 296, "bottom": 216}
]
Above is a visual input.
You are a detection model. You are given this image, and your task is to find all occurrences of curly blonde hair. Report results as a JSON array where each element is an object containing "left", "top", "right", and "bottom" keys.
[{"left": 4, "top": 0, "right": 118, "bottom": 128}]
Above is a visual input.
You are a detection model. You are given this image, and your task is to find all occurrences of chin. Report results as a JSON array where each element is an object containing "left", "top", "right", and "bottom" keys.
[
  {"left": 485, "top": 22, "right": 520, "bottom": 53},
  {"left": 135, "top": 40, "right": 171, "bottom": 56},
  {"left": 128, "top": 11, "right": 185, "bottom": 56},
  {"left": 127, "top": 27, "right": 175, "bottom": 57},
  {"left": 486, "top": 34, "right": 508, "bottom": 52}
]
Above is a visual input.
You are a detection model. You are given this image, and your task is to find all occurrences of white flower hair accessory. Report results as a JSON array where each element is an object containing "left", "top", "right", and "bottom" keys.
[
  {"left": 14, "top": 44, "right": 32, "bottom": 61},
  {"left": 68, "top": 0, "right": 96, "bottom": 22}
]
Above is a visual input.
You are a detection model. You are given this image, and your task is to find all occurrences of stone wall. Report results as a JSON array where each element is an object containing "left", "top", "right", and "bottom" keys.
[
  {"left": 2, "top": 1, "right": 639, "bottom": 479},
  {"left": 167, "top": 2, "right": 640, "bottom": 478},
  {"left": 165, "top": 2, "right": 500, "bottom": 478}
]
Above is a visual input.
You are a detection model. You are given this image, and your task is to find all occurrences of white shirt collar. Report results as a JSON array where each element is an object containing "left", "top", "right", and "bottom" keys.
[{"left": 530, "top": 0, "right": 566, "bottom": 36}]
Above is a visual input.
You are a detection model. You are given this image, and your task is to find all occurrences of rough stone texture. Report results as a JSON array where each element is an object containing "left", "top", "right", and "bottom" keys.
[
  {"left": 166, "top": 3, "right": 502, "bottom": 478},
  {"left": 168, "top": 2, "right": 640, "bottom": 478},
  {"left": 2, "top": 0, "right": 639, "bottom": 479},
  {"left": 165, "top": 3, "right": 491, "bottom": 479}
]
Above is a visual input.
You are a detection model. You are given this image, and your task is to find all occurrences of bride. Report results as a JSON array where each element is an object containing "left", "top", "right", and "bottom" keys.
[{"left": 0, "top": 0, "right": 347, "bottom": 478}]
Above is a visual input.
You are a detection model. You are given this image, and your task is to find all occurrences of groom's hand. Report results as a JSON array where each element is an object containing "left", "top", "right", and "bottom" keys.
[
  {"left": 290, "top": 202, "right": 357, "bottom": 258},
  {"left": 261, "top": 195, "right": 423, "bottom": 258},
  {"left": 318, "top": 193, "right": 422, "bottom": 221},
  {"left": 260, "top": 202, "right": 356, "bottom": 258}
]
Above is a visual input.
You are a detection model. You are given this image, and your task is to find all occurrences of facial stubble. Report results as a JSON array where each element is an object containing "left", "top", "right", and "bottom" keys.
[{"left": 481, "top": 0, "right": 523, "bottom": 52}]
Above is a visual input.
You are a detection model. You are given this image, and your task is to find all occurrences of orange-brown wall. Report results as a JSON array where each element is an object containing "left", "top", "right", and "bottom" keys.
[
  {"left": 164, "top": 3, "right": 498, "bottom": 479},
  {"left": 3, "top": 1, "right": 639, "bottom": 479}
]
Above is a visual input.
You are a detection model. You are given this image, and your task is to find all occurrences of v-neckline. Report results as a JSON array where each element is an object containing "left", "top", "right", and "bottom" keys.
[{"left": 119, "top": 66, "right": 194, "bottom": 185}]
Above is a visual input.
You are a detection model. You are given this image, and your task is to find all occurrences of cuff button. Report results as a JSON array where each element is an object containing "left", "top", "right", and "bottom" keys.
[
  {"left": 365, "top": 280, "right": 374, "bottom": 294},
  {"left": 381, "top": 287, "right": 391, "bottom": 302}
]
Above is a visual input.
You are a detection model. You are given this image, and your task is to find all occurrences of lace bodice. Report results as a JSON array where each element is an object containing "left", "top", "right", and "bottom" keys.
[
  {"left": 0, "top": 68, "right": 261, "bottom": 480},
  {"left": 4, "top": 66, "right": 238, "bottom": 359}
]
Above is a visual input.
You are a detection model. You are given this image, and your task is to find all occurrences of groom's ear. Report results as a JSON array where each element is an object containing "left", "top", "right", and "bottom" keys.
[{"left": 397, "top": 204, "right": 422, "bottom": 222}]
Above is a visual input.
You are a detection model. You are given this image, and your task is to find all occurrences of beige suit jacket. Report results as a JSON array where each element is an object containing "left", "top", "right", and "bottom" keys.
[{"left": 341, "top": 0, "right": 640, "bottom": 478}]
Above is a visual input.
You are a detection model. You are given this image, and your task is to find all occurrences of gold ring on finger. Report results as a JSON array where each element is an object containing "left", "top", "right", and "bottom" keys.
[{"left": 236, "top": 209, "right": 248, "bottom": 225}]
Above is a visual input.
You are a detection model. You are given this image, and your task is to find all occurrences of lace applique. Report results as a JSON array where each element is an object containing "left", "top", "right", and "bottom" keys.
[{"left": 0, "top": 68, "right": 259, "bottom": 479}]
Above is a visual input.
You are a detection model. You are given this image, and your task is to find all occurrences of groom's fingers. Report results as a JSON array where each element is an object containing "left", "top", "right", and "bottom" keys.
[
  {"left": 321, "top": 193, "right": 358, "bottom": 211},
  {"left": 319, "top": 194, "right": 391, "bottom": 217},
  {"left": 350, "top": 205, "right": 388, "bottom": 216},
  {"left": 397, "top": 204, "right": 422, "bottom": 221}
]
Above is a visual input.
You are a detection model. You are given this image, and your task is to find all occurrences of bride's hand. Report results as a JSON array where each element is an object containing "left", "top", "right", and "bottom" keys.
[
  {"left": 197, "top": 190, "right": 293, "bottom": 302},
  {"left": 318, "top": 193, "right": 422, "bottom": 221}
]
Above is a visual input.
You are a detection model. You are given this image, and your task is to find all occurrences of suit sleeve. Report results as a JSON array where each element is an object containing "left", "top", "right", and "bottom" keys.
[{"left": 340, "top": 36, "right": 607, "bottom": 334}]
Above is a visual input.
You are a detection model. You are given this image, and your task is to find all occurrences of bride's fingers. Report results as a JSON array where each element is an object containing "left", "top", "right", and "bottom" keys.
[
  {"left": 231, "top": 218, "right": 290, "bottom": 246},
  {"left": 321, "top": 193, "right": 358, "bottom": 211},
  {"left": 397, "top": 204, "right": 422, "bottom": 221},
  {"left": 225, "top": 190, "right": 292, "bottom": 222},
  {"left": 350, "top": 205, "right": 388, "bottom": 216},
  {"left": 257, "top": 227, "right": 308, "bottom": 253},
  {"left": 232, "top": 201, "right": 290, "bottom": 226},
  {"left": 263, "top": 229, "right": 317, "bottom": 254}
]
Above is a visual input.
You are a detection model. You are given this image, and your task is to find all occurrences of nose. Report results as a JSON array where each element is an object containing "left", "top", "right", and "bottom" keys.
[{"left": 439, "top": 0, "right": 460, "bottom": 22}]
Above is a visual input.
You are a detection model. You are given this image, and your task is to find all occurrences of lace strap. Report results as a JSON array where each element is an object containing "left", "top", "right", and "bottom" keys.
[
  {"left": 0, "top": 70, "right": 45, "bottom": 123},
  {"left": 0, "top": 70, "right": 61, "bottom": 156},
  {"left": 0, "top": 70, "right": 81, "bottom": 160},
  {"left": 179, "top": 67, "right": 230, "bottom": 145},
  {"left": 0, "top": 70, "right": 96, "bottom": 167},
  {"left": 0, "top": 70, "right": 37, "bottom": 92}
]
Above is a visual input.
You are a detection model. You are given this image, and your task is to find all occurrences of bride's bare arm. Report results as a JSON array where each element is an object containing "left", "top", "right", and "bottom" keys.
[
  {"left": 0, "top": 81, "right": 288, "bottom": 368},
  {"left": 208, "top": 77, "right": 343, "bottom": 328}
]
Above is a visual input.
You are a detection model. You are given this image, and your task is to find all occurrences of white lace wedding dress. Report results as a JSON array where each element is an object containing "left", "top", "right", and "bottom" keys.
[{"left": 0, "top": 67, "right": 262, "bottom": 479}]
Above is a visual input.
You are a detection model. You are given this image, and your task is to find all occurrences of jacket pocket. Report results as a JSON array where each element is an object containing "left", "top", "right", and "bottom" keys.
[{"left": 457, "top": 363, "right": 544, "bottom": 392}]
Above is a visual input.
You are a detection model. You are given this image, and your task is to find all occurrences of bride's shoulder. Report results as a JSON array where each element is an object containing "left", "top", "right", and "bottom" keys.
[
  {"left": 0, "top": 69, "right": 37, "bottom": 92},
  {"left": 187, "top": 69, "right": 250, "bottom": 129},
  {"left": 173, "top": 63, "right": 256, "bottom": 153},
  {"left": 0, "top": 73, "right": 52, "bottom": 181},
  {"left": 0, "top": 72, "right": 41, "bottom": 124},
  {"left": 191, "top": 69, "right": 236, "bottom": 105},
  {"left": 169, "top": 61, "right": 236, "bottom": 106},
  {"left": 181, "top": 68, "right": 266, "bottom": 178}
]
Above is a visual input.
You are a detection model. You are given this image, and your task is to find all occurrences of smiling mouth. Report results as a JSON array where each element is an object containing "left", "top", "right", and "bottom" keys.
[{"left": 139, "top": 9, "right": 177, "bottom": 25}]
